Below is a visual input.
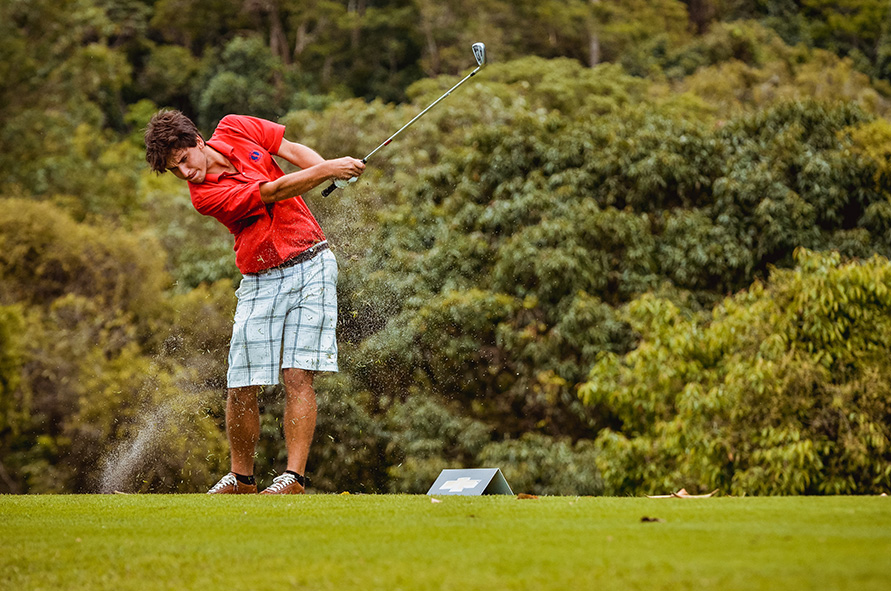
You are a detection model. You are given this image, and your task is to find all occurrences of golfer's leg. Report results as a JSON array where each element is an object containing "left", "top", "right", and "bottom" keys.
[
  {"left": 227, "top": 386, "right": 261, "bottom": 475},
  {"left": 282, "top": 368, "right": 317, "bottom": 475}
]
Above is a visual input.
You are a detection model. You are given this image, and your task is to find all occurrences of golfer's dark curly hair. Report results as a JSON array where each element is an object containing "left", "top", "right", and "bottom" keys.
[{"left": 144, "top": 110, "right": 201, "bottom": 173}]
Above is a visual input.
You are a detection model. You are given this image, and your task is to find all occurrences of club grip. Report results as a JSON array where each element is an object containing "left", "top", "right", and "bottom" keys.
[{"left": 321, "top": 182, "right": 337, "bottom": 197}]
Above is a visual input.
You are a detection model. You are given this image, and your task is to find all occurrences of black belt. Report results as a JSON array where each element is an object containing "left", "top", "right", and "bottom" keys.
[{"left": 251, "top": 242, "right": 329, "bottom": 275}]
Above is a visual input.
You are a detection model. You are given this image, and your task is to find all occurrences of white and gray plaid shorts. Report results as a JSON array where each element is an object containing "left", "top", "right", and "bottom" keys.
[{"left": 227, "top": 247, "right": 338, "bottom": 388}]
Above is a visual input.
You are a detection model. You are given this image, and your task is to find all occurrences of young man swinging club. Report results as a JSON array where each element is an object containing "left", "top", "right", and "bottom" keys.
[{"left": 144, "top": 110, "right": 365, "bottom": 494}]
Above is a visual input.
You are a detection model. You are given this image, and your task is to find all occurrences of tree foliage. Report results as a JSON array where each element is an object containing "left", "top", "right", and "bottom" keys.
[
  {"left": 287, "top": 52, "right": 891, "bottom": 494},
  {"left": 0, "top": 200, "right": 228, "bottom": 493},
  {"left": 580, "top": 249, "right": 891, "bottom": 495}
]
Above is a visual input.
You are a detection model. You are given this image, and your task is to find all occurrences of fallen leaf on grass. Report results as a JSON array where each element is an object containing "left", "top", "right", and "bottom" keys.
[{"left": 517, "top": 493, "right": 539, "bottom": 500}]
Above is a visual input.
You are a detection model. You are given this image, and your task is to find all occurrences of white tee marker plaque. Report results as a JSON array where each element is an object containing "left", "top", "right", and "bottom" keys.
[{"left": 426, "top": 468, "right": 514, "bottom": 496}]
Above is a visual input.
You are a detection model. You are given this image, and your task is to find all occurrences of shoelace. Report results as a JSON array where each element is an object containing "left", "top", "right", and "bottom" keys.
[
  {"left": 265, "top": 473, "right": 297, "bottom": 493},
  {"left": 207, "top": 473, "right": 237, "bottom": 494}
]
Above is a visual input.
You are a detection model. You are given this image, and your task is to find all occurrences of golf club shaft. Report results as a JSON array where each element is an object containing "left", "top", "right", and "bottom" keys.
[
  {"left": 321, "top": 66, "right": 482, "bottom": 197},
  {"left": 363, "top": 66, "right": 481, "bottom": 161}
]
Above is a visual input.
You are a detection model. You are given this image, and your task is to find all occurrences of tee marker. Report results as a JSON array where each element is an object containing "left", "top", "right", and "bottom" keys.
[{"left": 426, "top": 468, "right": 514, "bottom": 496}]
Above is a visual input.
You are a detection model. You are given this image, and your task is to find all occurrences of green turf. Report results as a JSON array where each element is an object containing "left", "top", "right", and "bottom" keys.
[{"left": 1, "top": 494, "right": 890, "bottom": 590}]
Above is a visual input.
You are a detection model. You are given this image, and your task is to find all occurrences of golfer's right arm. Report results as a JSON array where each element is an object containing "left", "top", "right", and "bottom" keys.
[{"left": 259, "top": 156, "right": 365, "bottom": 204}]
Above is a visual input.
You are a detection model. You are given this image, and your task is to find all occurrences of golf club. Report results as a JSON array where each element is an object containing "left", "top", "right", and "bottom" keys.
[{"left": 321, "top": 42, "right": 488, "bottom": 197}]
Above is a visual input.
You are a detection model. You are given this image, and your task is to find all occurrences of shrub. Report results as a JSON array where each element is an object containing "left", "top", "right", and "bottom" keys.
[{"left": 580, "top": 249, "right": 891, "bottom": 495}]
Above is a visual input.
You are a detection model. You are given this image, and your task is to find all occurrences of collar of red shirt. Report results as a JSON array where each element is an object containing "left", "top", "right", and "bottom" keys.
[{"left": 204, "top": 139, "right": 243, "bottom": 184}]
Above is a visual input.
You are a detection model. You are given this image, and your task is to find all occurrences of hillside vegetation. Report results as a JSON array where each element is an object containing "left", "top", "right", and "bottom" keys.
[{"left": 1, "top": 0, "right": 890, "bottom": 494}]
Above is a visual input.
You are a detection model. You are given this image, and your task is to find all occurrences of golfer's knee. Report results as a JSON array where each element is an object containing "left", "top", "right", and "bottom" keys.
[
  {"left": 283, "top": 368, "right": 315, "bottom": 391},
  {"left": 228, "top": 386, "right": 259, "bottom": 406}
]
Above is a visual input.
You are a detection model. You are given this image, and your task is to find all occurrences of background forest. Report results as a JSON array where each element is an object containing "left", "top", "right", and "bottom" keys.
[{"left": 2, "top": 0, "right": 891, "bottom": 495}]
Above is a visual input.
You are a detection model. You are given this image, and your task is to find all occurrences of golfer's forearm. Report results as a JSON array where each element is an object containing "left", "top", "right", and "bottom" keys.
[{"left": 260, "top": 163, "right": 334, "bottom": 203}]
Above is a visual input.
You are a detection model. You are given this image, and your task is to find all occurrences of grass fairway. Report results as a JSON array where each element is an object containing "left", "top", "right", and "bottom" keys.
[{"left": 2, "top": 495, "right": 890, "bottom": 590}]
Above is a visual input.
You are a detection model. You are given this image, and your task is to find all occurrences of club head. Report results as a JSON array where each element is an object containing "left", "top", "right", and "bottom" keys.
[{"left": 472, "top": 42, "right": 487, "bottom": 67}]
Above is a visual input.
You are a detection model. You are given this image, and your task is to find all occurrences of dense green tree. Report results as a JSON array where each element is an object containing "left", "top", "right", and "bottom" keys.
[
  {"left": 194, "top": 34, "right": 288, "bottom": 130},
  {"left": 580, "top": 249, "right": 891, "bottom": 495},
  {"left": 0, "top": 199, "right": 230, "bottom": 493},
  {"left": 276, "top": 55, "right": 891, "bottom": 494},
  {"left": 709, "top": 0, "right": 891, "bottom": 83},
  {"left": 137, "top": 44, "right": 202, "bottom": 113},
  {"left": 150, "top": 0, "right": 248, "bottom": 52},
  {"left": 0, "top": 0, "right": 149, "bottom": 219},
  {"left": 0, "top": 305, "right": 24, "bottom": 492}
]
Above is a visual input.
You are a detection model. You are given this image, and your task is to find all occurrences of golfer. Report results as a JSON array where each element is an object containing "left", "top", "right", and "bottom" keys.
[{"left": 144, "top": 110, "right": 365, "bottom": 494}]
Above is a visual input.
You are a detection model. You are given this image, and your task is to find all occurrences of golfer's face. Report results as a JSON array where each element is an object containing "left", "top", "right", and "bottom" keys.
[{"left": 166, "top": 143, "right": 207, "bottom": 184}]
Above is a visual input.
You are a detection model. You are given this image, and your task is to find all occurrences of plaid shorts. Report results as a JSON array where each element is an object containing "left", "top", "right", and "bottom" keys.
[{"left": 227, "top": 247, "right": 338, "bottom": 388}]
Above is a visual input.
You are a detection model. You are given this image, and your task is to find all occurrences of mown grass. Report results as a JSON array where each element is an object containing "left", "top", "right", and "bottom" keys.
[{"left": 1, "top": 494, "right": 889, "bottom": 590}]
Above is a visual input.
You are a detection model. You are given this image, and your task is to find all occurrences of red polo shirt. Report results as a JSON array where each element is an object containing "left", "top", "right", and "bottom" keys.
[{"left": 188, "top": 115, "right": 326, "bottom": 274}]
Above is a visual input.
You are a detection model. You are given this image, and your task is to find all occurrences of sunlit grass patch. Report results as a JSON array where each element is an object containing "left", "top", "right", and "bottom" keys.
[{"left": 3, "top": 494, "right": 890, "bottom": 590}]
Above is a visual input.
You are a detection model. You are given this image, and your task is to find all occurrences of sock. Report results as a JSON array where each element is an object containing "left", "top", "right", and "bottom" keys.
[
  {"left": 284, "top": 470, "right": 307, "bottom": 487},
  {"left": 234, "top": 473, "right": 256, "bottom": 485}
]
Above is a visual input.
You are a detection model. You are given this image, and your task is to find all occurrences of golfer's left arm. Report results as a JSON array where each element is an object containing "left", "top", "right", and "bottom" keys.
[{"left": 260, "top": 139, "right": 364, "bottom": 203}]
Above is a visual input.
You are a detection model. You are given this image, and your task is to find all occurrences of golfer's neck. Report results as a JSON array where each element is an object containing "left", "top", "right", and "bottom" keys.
[{"left": 205, "top": 145, "right": 235, "bottom": 176}]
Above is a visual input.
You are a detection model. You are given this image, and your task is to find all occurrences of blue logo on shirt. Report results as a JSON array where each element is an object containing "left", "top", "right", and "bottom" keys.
[{"left": 250, "top": 151, "right": 261, "bottom": 161}]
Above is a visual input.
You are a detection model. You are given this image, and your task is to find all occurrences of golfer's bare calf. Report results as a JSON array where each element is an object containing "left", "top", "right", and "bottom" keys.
[{"left": 226, "top": 369, "right": 317, "bottom": 477}]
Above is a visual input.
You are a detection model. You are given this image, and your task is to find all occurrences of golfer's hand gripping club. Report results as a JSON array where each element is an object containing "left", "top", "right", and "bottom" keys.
[
  {"left": 319, "top": 42, "right": 487, "bottom": 198},
  {"left": 322, "top": 160, "right": 364, "bottom": 197}
]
